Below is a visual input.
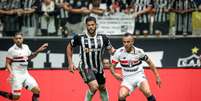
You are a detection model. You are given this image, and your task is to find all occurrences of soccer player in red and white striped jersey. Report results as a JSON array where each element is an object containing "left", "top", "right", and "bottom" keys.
[{"left": 0, "top": 32, "right": 48, "bottom": 101}]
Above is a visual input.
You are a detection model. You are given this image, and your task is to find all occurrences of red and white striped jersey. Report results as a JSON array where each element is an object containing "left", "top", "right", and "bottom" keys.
[
  {"left": 112, "top": 46, "right": 148, "bottom": 76},
  {"left": 6, "top": 44, "right": 32, "bottom": 73}
]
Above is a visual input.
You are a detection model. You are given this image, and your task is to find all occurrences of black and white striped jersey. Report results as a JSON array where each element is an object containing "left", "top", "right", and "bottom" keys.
[
  {"left": 54, "top": 0, "right": 68, "bottom": 19},
  {"left": 21, "top": 0, "right": 38, "bottom": 27},
  {"left": 70, "top": 33, "right": 113, "bottom": 73},
  {"left": 2, "top": 0, "right": 21, "bottom": 32},
  {"left": 131, "top": 0, "right": 154, "bottom": 23},
  {"left": 172, "top": 0, "right": 197, "bottom": 34},
  {"left": 154, "top": 0, "right": 171, "bottom": 22}
]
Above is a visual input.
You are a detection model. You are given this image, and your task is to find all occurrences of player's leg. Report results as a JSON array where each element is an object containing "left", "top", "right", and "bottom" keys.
[
  {"left": 79, "top": 67, "right": 98, "bottom": 101},
  {"left": 0, "top": 74, "right": 23, "bottom": 100},
  {"left": 0, "top": 90, "right": 20, "bottom": 100},
  {"left": 118, "top": 86, "right": 130, "bottom": 101},
  {"left": 31, "top": 87, "right": 40, "bottom": 101},
  {"left": 139, "top": 80, "right": 156, "bottom": 101},
  {"left": 25, "top": 74, "right": 40, "bottom": 101},
  {"left": 118, "top": 77, "right": 134, "bottom": 101},
  {"left": 96, "top": 73, "right": 108, "bottom": 101},
  {"left": 85, "top": 80, "right": 99, "bottom": 101}
]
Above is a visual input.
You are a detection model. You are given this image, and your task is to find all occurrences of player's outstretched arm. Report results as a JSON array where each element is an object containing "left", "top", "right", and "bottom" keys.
[
  {"left": 146, "top": 58, "right": 161, "bottom": 88},
  {"left": 66, "top": 43, "right": 76, "bottom": 73},
  {"left": 28, "top": 43, "right": 48, "bottom": 60}
]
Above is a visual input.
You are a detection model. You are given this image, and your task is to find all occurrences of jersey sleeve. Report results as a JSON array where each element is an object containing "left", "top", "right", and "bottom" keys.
[
  {"left": 70, "top": 35, "right": 81, "bottom": 47},
  {"left": 139, "top": 49, "right": 149, "bottom": 61},
  {"left": 102, "top": 35, "right": 113, "bottom": 50},
  {"left": 26, "top": 45, "right": 32, "bottom": 56},
  {"left": 6, "top": 49, "right": 13, "bottom": 61}
]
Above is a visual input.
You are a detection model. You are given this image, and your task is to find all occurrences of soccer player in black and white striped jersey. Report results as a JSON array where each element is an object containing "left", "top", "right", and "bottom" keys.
[
  {"left": 152, "top": 0, "right": 171, "bottom": 35},
  {"left": 21, "top": 0, "right": 38, "bottom": 37},
  {"left": 131, "top": 0, "right": 154, "bottom": 35},
  {"left": 172, "top": 0, "right": 197, "bottom": 35},
  {"left": 67, "top": 16, "right": 115, "bottom": 101}
]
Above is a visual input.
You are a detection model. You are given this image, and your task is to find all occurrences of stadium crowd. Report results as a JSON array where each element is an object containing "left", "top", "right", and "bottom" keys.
[{"left": 0, "top": 0, "right": 201, "bottom": 37}]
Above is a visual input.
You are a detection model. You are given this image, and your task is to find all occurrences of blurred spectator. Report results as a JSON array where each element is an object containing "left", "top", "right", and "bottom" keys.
[
  {"left": 54, "top": 0, "right": 69, "bottom": 36},
  {"left": 21, "top": 0, "right": 39, "bottom": 37},
  {"left": 63, "top": 0, "right": 90, "bottom": 37},
  {"left": 36, "top": 0, "right": 60, "bottom": 36},
  {"left": 195, "top": 0, "right": 201, "bottom": 11},
  {"left": 0, "top": 0, "right": 22, "bottom": 36},
  {"left": 130, "top": 0, "right": 154, "bottom": 36},
  {"left": 88, "top": 0, "right": 106, "bottom": 17},
  {"left": 152, "top": 0, "right": 171, "bottom": 36},
  {"left": 0, "top": 0, "right": 4, "bottom": 37},
  {"left": 172, "top": 0, "right": 197, "bottom": 36}
]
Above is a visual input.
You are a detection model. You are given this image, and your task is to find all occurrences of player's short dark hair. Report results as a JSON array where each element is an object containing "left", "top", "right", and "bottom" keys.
[
  {"left": 123, "top": 32, "right": 136, "bottom": 39},
  {"left": 14, "top": 32, "right": 23, "bottom": 37},
  {"left": 85, "top": 16, "right": 96, "bottom": 24}
]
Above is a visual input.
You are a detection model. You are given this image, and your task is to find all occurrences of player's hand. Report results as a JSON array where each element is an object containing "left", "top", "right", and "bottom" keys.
[
  {"left": 132, "top": 12, "right": 138, "bottom": 19},
  {"left": 38, "top": 43, "right": 48, "bottom": 52},
  {"left": 156, "top": 76, "right": 161, "bottom": 88},
  {"left": 113, "top": 73, "right": 123, "bottom": 81},
  {"left": 68, "top": 64, "right": 76, "bottom": 73}
]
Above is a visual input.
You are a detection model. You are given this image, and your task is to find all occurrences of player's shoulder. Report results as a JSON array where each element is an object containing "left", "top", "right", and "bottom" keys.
[
  {"left": 97, "top": 33, "right": 108, "bottom": 38},
  {"left": 134, "top": 46, "right": 145, "bottom": 53},
  {"left": 22, "top": 44, "right": 29, "bottom": 48},
  {"left": 8, "top": 45, "right": 15, "bottom": 52}
]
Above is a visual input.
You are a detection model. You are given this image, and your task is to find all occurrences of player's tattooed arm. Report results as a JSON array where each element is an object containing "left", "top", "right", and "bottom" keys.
[
  {"left": 28, "top": 43, "right": 48, "bottom": 60},
  {"left": 146, "top": 58, "right": 161, "bottom": 88}
]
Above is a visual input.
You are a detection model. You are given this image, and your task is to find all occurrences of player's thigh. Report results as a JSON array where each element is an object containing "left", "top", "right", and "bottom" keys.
[
  {"left": 120, "top": 78, "right": 135, "bottom": 96},
  {"left": 24, "top": 74, "right": 39, "bottom": 93},
  {"left": 88, "top": 80, "right": 99, "bottom": 91},
  {"left": 139, "top": 80, "right": 152, "bottom": 97},
  {"left": 79, "top": 68, "right": 99, "bottom": 91},
  {"left": 9, "top": 75, "right": 24, "bottom": 96}
]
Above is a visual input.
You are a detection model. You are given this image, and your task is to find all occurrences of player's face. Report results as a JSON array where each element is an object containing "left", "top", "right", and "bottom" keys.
[
  {"left": 122, "top": 36, "right": 134, "bottom": 52},
  {"left": 14, "top": 34, "right": 24, "bottom": 47},
  {"left": 86, "top": 21, "right": 96, "bottom": 36}
]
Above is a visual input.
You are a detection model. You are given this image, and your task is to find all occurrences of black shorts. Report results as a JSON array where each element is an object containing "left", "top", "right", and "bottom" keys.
[
  {"left": 153, "top": 21, "right": 169, "bottom": 35},
  {"left": 134, "top": 22, "right": 150, "bottom": 35},
  {"left": 79, "top": 68, "right": 105, "bottom": 85}
]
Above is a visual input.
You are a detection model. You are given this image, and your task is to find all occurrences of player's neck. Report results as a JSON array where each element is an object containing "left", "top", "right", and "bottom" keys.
[
  {"left": 126, "top": 47, "right": 134, "bottom": 53},
  {"left": 16, "top": 44, "right": 22, "bottom": 48},
  {"left": 88, "top": 32, "right": 96, "bottom": 37}
]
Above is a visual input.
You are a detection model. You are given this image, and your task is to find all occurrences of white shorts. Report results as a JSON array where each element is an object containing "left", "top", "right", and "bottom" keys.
[
  {"left": 9, "top": 72, "right": 38, "bottom": 95},
  {"left": 121, "top": 72, "right": 147, "bottom": 94}
]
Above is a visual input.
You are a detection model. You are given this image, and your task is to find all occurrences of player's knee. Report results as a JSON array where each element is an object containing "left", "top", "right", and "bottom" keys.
[
  {"left": 31, "top": 87, "right": 40, "bottom": 94},
  {"left": 118, "top": 94, "right": 126, "bottom": 101},
  {"left": 99, "top": 85, "right": 106, "bottom": 92},
  {"left": 118, "top": 91, "right": 128, "bottom": 100},
  {"left": 89, "top": 85, "right": 98, "bottom": 94},
  {"left": 144, "top": 90, "right": 152, "bottom": 97}
]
